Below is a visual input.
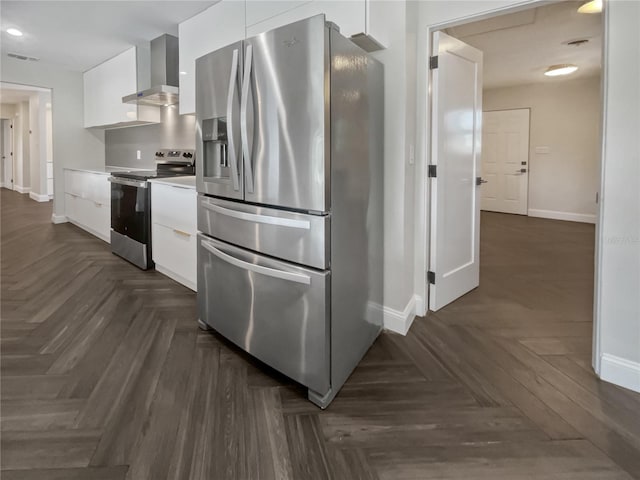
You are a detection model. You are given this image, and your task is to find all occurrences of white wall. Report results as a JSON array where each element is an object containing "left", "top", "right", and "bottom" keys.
[
  {"left": 413, "top": 0, "right": 640, "bottom": 393},
  {"left": 597, "top": 0, "right": 640, "bottom": 392},
  {"left": 28, "top": 91, "right": 51, "bottom": 199},
  {"left": 16, "top": 101, "right": 29, "bottom": 192},
  {"left": 366, "top": 1, "right": 420, "bottom": 324},
  {"left": 0, "top": 57, "right": 106, "bottom": 219},
  {"left": 0, "top": 103, "right": 16, "bottom": 119},
  {"left": 0, "top": 104, "right": 16, "bottom": 189},
  {"left": 484, "top": 76, "right": 601, "bottom": 223}
]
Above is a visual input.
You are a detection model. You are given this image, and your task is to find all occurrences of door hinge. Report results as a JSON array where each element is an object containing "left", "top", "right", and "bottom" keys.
[
  {"left": 427, "top": 271, "right": 436, "bottom": 284},
  {"left": 428, "top": 165, "right": 437, "bottom": 178},
  {"left": 429, "top": 56, "right": 439, "bottom": 70}
]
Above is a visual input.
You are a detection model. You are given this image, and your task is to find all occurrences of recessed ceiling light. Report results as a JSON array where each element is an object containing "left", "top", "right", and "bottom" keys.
[
  {"left": 7, "top": 28, "right": 23, "bottom": 37},
  {"left": 544, "top": 64, "right": 579, "bottom": 77},
  {"left": 578, "top": 0, "right": 602, "bottom": 14}
]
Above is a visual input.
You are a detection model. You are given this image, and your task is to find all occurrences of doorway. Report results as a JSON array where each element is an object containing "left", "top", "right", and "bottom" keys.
[
  {"left": 0, "top": 82, "right": 54, "bottom": 202},
  {"left": 425, "top": 0, "right": 603, "bottom": 363}
]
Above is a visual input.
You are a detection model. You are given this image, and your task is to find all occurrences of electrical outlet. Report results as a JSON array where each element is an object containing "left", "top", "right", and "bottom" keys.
[{"left": 136, "top": 150, "right": 141, "bottom": 160}]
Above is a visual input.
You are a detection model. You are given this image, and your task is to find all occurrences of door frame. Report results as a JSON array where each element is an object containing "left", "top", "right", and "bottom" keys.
[{"left": 415, "top": 0, "right": 606, "bottom": 375}]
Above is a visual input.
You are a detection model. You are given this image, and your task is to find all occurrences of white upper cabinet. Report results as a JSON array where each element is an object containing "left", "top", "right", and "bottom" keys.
[
  {"left": 178, "top": 0, "right": 246, "bottom": 115},
  {"left": 83, "top": 46, "right": 160, "bottom": 128},
  {"left": 245, "top": 1, "right": 313, "bottom": 27},
  {"left": 246, "top": 1, "right": 365, "bottom": 38},
  {"left": 178, "top": 0, "right": 384, "bottom": 115}
]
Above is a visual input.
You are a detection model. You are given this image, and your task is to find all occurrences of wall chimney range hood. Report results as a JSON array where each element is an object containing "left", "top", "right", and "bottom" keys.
[{"left": 123, "top": 34, "right": 179, "bottom": 106}]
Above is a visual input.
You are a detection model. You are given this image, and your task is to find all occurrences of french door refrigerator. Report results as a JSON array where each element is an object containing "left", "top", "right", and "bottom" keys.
[{"left": 196, "top": 14, "right": 383, "bottom": 408}]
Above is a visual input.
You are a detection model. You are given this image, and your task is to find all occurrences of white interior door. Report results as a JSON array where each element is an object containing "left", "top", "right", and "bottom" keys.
[
  {"left": 429, "top": 31, "right": 483, "bottom": 312},
  {"left": 481, "top": 109, "right": 530, "bottom": 214}
]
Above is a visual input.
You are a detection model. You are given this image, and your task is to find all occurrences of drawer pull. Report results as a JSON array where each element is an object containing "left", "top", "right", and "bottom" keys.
[
  {"left": 202, "top": 201, "right": 311, "bottom": 229},
  {"left": 201, "top": 238, "right": 311, "bottom": 285},
  {"left": 173, "top": 229, "right": 192, "bottom": 238}
]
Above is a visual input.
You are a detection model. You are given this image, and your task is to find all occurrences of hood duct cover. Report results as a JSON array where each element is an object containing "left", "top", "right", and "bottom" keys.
[{"left": 123, "top": 34, "right": 179, "bottom": 106}]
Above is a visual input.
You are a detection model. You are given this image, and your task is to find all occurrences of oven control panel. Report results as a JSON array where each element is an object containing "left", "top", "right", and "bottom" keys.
[{"left": 155, "top": 149, "right": 195, "bottom": 164}]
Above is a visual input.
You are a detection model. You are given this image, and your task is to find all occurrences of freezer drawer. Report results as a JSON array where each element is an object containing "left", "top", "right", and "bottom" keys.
[
  {"left": 198, "top": 235, "right": 330, "bottom": 394},
  {"left": 198, "top": 196, "right": 329, "bottom": 269}
]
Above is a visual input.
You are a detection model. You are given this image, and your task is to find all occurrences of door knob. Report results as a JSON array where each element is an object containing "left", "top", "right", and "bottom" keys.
[
  {"left": 476, "top": 177, "right": 488, "bottom": 186},
  {"left": 515, "top": 168, "right": 527, "bottom": 174}
]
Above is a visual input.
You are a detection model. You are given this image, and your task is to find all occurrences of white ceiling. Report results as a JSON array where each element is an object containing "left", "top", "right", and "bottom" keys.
[
  {"left": 0, "top": 88, "right": 36, "bottom": 104},
  {"left": 445, "top": 1, "right": 603, "bottom": 89},
  {"left": 0, "top": 1, "right": 218, "bottom": 72}
]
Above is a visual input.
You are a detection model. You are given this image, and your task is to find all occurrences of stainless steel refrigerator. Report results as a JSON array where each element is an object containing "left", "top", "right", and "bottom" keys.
[{"left": 195, "top": 14, "right": 383, "bottom": 408}]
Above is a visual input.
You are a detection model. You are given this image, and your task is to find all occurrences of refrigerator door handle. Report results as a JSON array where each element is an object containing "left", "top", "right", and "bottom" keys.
[
  {"left": 240, "top": 44, "right": 255, "bottom": 193},
  {"left": 201, "top": 238, "right": 311, "bottom": 285},
  {"left": 202, "top": 200, "right": 311, "bottom": 229},
  {"left": 226, "top": 48, "right": 240, "bottom": 191}
]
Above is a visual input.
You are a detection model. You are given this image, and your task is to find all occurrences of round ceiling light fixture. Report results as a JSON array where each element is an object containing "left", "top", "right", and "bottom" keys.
[
  {"left": 578, "top": 0, "right": 603, "bottom": 14},
  {"left": 544, "top": 64, "right": 579, "bottom": 77},
  {"left": 6, "top": 28, "right": 23, "bottom": 37}
]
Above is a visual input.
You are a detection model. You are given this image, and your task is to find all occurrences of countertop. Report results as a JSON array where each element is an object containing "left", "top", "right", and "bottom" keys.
[
  {"left": 149, "top": 176, "right": 196, "bottom": 190},
  {"left": 64, "top": 166, "right": 146, "bottom": 175}
]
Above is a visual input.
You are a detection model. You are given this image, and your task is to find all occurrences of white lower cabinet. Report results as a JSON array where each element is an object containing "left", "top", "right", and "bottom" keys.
[
  {"left": 64, "top": 170, "right": 110, "bottom": 243},
  {"left": 151, "top": 182, "right": 197, "bottom": 291}
]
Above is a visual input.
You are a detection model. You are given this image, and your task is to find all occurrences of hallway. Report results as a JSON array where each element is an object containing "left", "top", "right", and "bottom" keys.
[{"left": 1, "top": 189, "right": 639, "bottom": 479}]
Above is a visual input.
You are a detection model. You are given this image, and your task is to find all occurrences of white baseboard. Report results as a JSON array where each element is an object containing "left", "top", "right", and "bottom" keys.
[
  {"left": 51, "top": 213, "right": 68, "bottom": 224},
  {"left": 29, "top": 191, "right": 50, "bottom": 202},
  {"left": 528, "top": 209, "right": 596, "bottom": 224},
  {"left": 600, "top": 354, "right": 640, "bottom": 393},
  {"left": 383, "top": 295, "right": 418, "bottom": 335},
  {"left": 14, "top": 185, "right": 30, "bottom": 194},
  {"left": 155, "top": 264, "right": 196, "bottom": 292}
]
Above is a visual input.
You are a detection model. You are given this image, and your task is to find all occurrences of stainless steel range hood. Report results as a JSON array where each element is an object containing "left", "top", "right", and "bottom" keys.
[{"left": 123, "top": 34, "right": 179, "bottom": 106}]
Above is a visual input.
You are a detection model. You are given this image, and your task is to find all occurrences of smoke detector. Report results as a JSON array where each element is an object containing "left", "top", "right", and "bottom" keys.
[{"left": 7, "top": 52, "right": 39, "bottom": 62}]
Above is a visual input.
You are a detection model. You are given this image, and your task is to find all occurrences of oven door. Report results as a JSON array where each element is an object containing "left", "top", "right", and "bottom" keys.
[{"left": 109, "top": 177, "right": 150, "bottom": 244}]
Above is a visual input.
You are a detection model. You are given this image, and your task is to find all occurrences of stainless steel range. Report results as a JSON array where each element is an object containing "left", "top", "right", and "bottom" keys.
[
  {"left": 109, "top": 149, "right": 195, "bottom": 270},
  {"left": 195, "top": 15, "right": 384, "bottom": 408}
]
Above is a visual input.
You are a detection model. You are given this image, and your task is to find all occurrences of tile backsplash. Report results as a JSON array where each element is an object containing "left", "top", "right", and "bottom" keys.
[{"left": 105, "top": 105, "right": 195, "bottom": 168}]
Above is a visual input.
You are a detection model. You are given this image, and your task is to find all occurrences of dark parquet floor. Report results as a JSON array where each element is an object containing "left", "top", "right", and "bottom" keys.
[{"left": 2, "top": 188, "right": 640, "bottom": 479}]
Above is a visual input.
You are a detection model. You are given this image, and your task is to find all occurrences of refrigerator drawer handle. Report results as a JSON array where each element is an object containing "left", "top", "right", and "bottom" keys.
[
  {"left": 201, "top": 239, "right": 311, "bottom": 285},
  {"left": 240, "top": 44, "right": 255, "bottom": 194},
  {"left": 202, "top": 201, "right": 311, "bottom": 230},
  {"left": 226, "top": 48, "right": 240, "bottom": 192}
]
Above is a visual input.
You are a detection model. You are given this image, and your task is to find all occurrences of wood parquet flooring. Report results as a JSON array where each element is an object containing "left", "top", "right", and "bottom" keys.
[{"left": 2, "top": 188, "right": 640, "bottom": 479}]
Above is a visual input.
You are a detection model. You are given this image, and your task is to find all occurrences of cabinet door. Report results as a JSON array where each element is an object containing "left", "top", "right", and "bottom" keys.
[
  {"left": 65, "top": 193, "right": 79, "bottom": 222},
  {"left": 83, "top": 47, "right": 154, "bottom": 127},
  {"left": 178, "top": 0, "right": 246, "bottom": 115},
  {"left": 153, "top": 223, "right": 197, "bottom": 290},
  {"left": 151, "top": 183, "right": 196, "bottom": 235},
  {"left": 246, "top": 0, "right": 365, "bottom": 38},
  {"left": 245, "top": 0, "right": 312, "bottom": 27}
]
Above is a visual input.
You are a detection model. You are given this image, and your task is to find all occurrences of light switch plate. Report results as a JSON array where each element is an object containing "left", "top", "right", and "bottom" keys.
[{"left": 535, "top": 146, "right": 550, "bottom": 154}]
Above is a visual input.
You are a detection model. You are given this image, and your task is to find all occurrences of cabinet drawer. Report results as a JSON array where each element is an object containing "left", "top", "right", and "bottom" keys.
[
  {"left": 65, "top": 193, "right": 110, "bottom": 242},
  {"left": 198, "top": 235, "right": 329, "bottom": 393},
  {"left": 64, "top": 170, "right": 84, "bottom": 197},
  {"left": 152, "top": 223, "right": 197, "bottom": 290},
  {"left": 151, "top": 183, "right": 197, "bottom": 234}
]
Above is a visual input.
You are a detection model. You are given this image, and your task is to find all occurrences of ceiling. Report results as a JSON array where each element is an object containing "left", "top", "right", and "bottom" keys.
[
  {"left": 445, "top": 1, "right": 602, "bottom": 89},
  {"left": 0, "top": 1, "right": 218, "bottom": 72},
  {"left": 0, "top": 88, "right": 37, "bottom": 104}
]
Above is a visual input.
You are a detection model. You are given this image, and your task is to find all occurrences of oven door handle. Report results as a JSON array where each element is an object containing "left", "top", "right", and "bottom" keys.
[
  {"left": 108, "top": 177, "right": 148, "bottom": 188},
  {"left": 201, "top": 238, "right": 311, "bottom": 285}
]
